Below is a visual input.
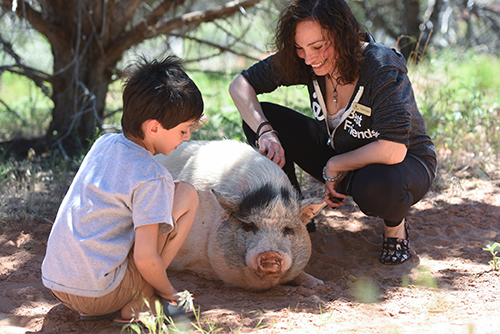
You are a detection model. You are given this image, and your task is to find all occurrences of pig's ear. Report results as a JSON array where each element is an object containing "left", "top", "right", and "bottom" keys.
[
  {"left": 299, "top": 198, "right": 327, "bottom": 224},
  {"left": 211, "top": 189, "right": 240, "bottom": 214}
]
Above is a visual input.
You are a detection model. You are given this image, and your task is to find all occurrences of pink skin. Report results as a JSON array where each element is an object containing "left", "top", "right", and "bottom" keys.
[
  {"left": 151, "top": 120, "right": 193, "bottom": 156},
  {"left": 294, "top": 20, "right": 337, "bottom": 77},
  {"left": 246, "top": 248, "right": 292, "bottom": 278}
]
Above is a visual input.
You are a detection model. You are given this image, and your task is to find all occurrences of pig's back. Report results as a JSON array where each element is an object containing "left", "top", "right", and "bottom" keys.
[{"left": 155, "top": 140, "right": 290, "bottom": 193}]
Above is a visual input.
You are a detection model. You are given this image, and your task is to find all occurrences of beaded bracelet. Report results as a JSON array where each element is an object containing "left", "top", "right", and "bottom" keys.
[
  {"left": 256, "top": 121, "right": 272, "bottom": 137},
  {"left": 322, "top": 167, "right": 343, "bottom": 182}
]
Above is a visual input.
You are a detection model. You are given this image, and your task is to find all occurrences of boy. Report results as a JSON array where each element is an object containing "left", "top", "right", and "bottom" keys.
[{"left": 41, "top": 56, "right": 205, "bottom": 325}]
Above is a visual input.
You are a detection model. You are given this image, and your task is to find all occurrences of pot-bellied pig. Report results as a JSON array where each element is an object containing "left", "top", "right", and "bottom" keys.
[{"left": 155, "top": 140, "right": 325, "bottom": 290}]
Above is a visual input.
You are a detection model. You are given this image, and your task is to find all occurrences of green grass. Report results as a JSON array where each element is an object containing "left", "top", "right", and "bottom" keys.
[
  {"left": 0, "top": 72, "right": 53, "bottom": 140},
  {"left": 409, "top": 50, "right": 500, "bottom": 172}
]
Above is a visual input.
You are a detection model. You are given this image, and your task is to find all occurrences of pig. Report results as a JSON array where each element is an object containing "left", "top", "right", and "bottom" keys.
[{"left": 154, "top": 140, "right": 325, "bottom": 290}]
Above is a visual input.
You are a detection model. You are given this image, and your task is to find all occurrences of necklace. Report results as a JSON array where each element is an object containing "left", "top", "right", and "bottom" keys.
[{"left": 328, "top": 75, "right": 339, "bottom": 106}]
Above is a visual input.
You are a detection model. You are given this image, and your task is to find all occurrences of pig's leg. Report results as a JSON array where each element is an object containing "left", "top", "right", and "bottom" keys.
[{"left": 292, "top": 271, "right": 324, "bottom": 287}]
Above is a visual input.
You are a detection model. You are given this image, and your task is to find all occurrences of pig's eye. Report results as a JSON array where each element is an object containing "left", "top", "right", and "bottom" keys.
[
  {"left": 283, "top": 227, "right": 295, "bottom": 236},
  {"left": 243, "top": 222, "right": 258, "bottom": 233}
]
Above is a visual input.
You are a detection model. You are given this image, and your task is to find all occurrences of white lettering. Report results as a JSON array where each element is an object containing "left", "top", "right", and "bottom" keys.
[
  {"left": 344, "top": 119, "right": 352, "bottom": 130},
  {"left": 312, "top": 101, "right": 324, "bottom": 121},
  {"left": 340, "top": 111, "right": 380, "bottom": 140},
  {"left": 346, "top": 125, "right": 379, "bottom": 140}
]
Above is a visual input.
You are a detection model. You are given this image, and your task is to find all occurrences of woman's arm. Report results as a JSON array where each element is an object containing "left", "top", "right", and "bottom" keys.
[
  {"left": 229, "top": 74, "right": 268, "bottom": 133},
  {"left": 229, "top": 74, "right": 285, "bottom": 167}
]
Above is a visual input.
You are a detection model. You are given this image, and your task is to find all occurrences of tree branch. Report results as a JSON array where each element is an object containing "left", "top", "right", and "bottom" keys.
[
  {"left": 156, "top": 0, "right": 262, "bottom": 34},
  {"left": 0, "top": 33, "right": 51, "bottom": 96},
  {"left": 0, "top": 97, "right": 28, "bottom": 126},
  {"left": 474, "top": 4, "right": 500, "bottom": 38},
  {"left": 211, "top": 19, "right": 267, "bottom": 54},
  {"left": 113, "top": 0, "right": 152, "bottom": 36},
  {"left": 169, "top": 32, "right": 261, "bottom": 61},
  {"left": 100, "top": 0, "right": 116, "bottom": 43},
  {"left": 0, "top": 0, "right": 70, "bottom": 50},
  {"left": 104, "top": 0, "right": 184, "bottom": 62},
  {"left": 356, "top": 0, "right": 400, "bottom": 40},
  {"left": 104, "top": 0, "right": 262, "bottom": 63}
]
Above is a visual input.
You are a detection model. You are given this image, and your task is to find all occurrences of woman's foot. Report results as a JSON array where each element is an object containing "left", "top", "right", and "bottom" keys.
[{"left": 380, "top": 218, "right": 411, "bottom": 265}]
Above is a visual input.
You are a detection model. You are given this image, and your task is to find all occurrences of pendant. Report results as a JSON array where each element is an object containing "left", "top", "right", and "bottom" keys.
[
  {"left": 332, "top": 89, "right": 338, "bottom": 106},
  {"left": 327, "top": 137, "right": 331, "bottom": 146}
]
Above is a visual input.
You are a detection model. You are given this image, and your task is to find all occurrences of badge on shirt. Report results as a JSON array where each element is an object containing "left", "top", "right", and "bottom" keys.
[{"left": 353, "top": 102, "right": 371, "bottom": 116}]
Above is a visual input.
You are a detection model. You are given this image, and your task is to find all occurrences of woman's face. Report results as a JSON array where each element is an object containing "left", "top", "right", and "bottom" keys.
[{"left": 294, "top": 20, "right": 335, "bottom": 76}]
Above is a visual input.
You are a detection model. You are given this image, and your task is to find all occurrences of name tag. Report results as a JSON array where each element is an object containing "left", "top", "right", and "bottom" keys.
[{"left": 353, "top": 102, "right": 371, "bottom": 116}]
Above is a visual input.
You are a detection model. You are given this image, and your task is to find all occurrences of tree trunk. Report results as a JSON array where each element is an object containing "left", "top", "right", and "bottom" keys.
[
  {"left": 400, "top": 0, "right": 421, "bottom": 60},
  {"left": 41, "top": 0, "right": 116, "bottom": 153},
  {"left": 48, "top": 45, "right": 114, "bottom": 152}
]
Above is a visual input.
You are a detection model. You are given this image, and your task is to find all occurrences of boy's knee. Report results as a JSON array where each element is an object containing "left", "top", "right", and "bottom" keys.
[{"left": 174, "top": 181, "right": 199, "bottom": 209}]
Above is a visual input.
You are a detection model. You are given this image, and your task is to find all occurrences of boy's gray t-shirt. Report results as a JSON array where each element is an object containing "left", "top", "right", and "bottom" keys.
[{"left": 41, "top": 133, "right": 175, "bottom": 297}]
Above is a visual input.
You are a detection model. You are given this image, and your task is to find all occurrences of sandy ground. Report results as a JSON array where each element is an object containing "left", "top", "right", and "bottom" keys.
[{"left": 1, "top": 174, "right": 500, "bottom": 334}]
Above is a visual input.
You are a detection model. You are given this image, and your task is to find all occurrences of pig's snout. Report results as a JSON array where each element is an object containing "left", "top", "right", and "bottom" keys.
[{"left": 257, "top": 251, "right": 285, "bottom": 274}]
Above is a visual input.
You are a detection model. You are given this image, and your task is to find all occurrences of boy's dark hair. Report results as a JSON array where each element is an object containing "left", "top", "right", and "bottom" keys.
[{"left": 121, "top": 55, "right": 204, "bottom": 138}]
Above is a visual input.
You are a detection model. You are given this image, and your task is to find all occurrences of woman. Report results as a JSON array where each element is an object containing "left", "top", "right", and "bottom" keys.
[{"left": 228, "top": 0, "right": 437, "bottom": 265}]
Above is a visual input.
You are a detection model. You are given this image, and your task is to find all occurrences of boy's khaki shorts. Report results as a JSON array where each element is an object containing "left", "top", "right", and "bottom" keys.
[{"left": 51, "top": 221, "right": 178, "bottom": 315}]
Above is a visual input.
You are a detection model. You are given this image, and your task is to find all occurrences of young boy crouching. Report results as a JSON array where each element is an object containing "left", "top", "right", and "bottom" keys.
[{"left": 42, "top": 55, "right": 205, "bottom": 325}]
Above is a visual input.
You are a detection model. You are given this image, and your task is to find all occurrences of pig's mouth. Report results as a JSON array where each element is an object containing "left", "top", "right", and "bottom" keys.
[
  {"left": 259, "top": 254, "right": 282, "bottom": 272},
  {"left": 240, "top": 250, "right": 295, "bottom": 290},
  {"left": 252, "top": 251, "right": 290, "bottom": 279}
]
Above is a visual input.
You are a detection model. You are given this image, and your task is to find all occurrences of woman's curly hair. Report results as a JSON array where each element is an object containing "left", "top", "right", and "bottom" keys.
[{"left": 273, "top": 0, "right": 365, "bottom": 85}]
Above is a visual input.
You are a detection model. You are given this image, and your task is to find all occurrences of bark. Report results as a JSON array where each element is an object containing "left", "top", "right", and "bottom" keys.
[{"left": 400, "top": 0, "right": 421, "bottom": 60}]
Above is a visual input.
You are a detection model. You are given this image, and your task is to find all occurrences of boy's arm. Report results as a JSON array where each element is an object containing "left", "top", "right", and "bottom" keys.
[{"left": 134, "top": 223, "right": 177, "bottom": 300}]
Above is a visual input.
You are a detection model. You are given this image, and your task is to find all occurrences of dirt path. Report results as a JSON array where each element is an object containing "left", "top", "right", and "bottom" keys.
[{"left": 1, "top": 177, "right": 499, "bottom": 333}]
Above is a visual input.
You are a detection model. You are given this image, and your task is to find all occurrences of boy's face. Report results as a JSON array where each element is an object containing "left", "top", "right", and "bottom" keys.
[{"left": 154, "top": 120, "right": 194, "bottom": 156}]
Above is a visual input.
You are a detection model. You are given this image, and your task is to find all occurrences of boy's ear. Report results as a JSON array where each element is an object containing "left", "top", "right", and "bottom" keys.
[{"left": 145, "top": 119, "right": 161, "bottom": 137}]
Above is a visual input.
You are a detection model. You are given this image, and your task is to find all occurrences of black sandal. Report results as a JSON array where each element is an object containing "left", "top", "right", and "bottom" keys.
[{"left": 380, "top": 219, "right": 411, "bottom": 265}]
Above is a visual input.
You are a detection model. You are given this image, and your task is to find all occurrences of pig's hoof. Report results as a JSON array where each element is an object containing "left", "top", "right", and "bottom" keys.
[{"left": 293, "top": 271, "right": 324, "bottom": 287}]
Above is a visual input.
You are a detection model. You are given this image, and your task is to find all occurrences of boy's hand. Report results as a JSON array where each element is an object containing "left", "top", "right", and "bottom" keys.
[{"left": 158, "top": 286, "right": 179, "bottom": 301}]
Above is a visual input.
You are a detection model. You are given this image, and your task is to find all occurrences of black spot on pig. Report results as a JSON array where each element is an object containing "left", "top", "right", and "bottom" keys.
[
  {"left": 280, "top": 187, "right": 292, "bottom": 205},
  {"left": 238, "top": 184, "right": 294, "bottom": 217},
  {"left": 238, "top": 183, "right": 276, "bottom": 215}
]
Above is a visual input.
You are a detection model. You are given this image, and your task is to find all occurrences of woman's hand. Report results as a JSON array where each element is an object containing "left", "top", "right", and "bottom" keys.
[
  {"left": 258, "top": 131, "right": 286, "bottom": 168},
  {"left": 323, "top": 165, "right": 347, "bottom": 208}
]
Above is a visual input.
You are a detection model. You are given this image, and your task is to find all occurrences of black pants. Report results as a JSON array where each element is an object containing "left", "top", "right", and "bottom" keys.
[{"left": 243, "top": 102, "right": 432, "bottom": 227}]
